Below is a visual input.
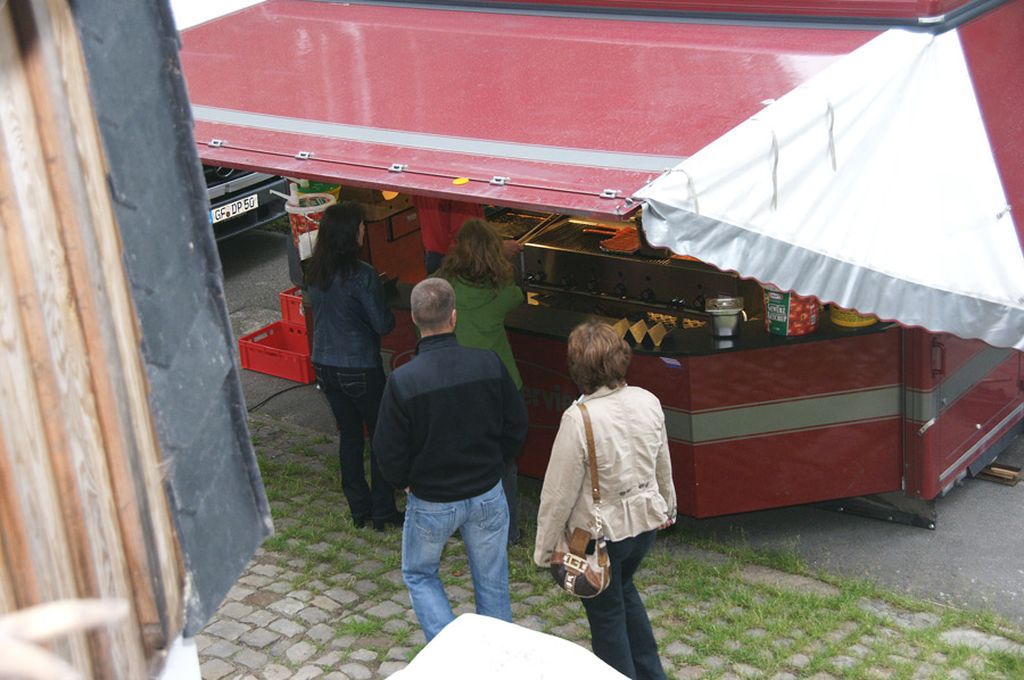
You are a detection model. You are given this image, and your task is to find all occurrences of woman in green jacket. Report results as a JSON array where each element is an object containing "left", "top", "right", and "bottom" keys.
[{"left": 438, "top": 219, "right": 526, "bottom": 543}]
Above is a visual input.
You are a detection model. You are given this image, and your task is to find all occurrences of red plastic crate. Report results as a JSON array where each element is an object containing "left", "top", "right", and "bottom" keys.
[
  {"left": 279, "top": 286, "right": 305, "bottom": 325},
  {"left": 239, "top": 321, "right": 315, "bottom": 384}
]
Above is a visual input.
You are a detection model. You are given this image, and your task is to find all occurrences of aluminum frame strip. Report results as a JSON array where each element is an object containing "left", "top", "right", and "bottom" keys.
[
  {"left": 336, "top": 0, "right": 977, "bottom": 31},
  {"left": 192, "top": 105, "right": 684, "bottom": 172}
]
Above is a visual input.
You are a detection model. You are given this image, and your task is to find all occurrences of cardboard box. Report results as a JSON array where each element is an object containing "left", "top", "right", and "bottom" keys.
[{"left": 338, "top": 186, "right": 414, "bottom": 221}]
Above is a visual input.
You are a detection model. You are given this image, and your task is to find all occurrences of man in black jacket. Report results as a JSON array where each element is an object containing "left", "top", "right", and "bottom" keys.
[{"left": 373, "top": 277, "right": 528, "bottom": 642}]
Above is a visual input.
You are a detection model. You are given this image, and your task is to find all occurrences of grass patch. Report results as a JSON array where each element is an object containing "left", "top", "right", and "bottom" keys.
[
  {"left": 514, "top": 476, "right": 1022, "bottom": 677},
  {"left": 336, "top": 616, "right": 386, "bottom": 637},
  {"left": 250, "top": 415, "right": 1023, "bottom": 678},
  {"left": 987, "top": 651, "right": 1024, "bottom": 677},
  {"left": 259, "top": 214, "right": 291, "bottom": 235}
]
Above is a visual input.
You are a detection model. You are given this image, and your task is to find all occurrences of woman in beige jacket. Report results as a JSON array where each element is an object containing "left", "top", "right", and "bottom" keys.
[{"left": 534, "top": 321, "right": 676, "bottom": 680}]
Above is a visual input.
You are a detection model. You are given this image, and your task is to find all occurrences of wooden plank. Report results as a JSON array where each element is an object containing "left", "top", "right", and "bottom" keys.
[
  {"left": 41, "top": 0, "right": 184, "bottom": 640},
  {"left": 0, "top": 548, "right": 15, "bottom": 617},
  {"left": 976, "top": 473, "right": 1019, "bottom": 486},
  {"left": 19, "top": 0, "right": 184, "bottom": 658},
  {"left": 3, "top": 1, "right": 188, "bottom": 673},
  {"left": 0, "top": 434, "right": 32, "bottom": 616},
  {"left": 2, "top": 15, "right": 111, "bottom": 678},
  {"left": 1, "top": 5, "right": 148, "bottom": 677},
  {"left": 0, "top": 417, "right": 40, "bottom": 614},
  {"left": 977, "top": 463, "right": 1021, "bottom": 486},
  {"left": 0, "top": 16, "right": 90, "bottom": 667}
]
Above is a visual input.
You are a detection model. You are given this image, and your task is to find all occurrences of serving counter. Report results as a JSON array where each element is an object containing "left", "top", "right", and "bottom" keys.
[
  {"left": 381, "top": 281, "right": 918, "bottom": 519},
  {"left": 373, "top": 204, "right": 1021, "bottom": 525},
  {"left": 382, "top": 264, "right": 1020, "bottom": 526}
]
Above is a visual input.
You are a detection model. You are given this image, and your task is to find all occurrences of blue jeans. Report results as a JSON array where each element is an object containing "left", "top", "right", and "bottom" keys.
[
  {"left": 315, "top": 364, "right": 398, "bottom": 523},
  {"left": 581, "top": 530, "right": 665, "bottom": 680},
  {"left": 402, "top": 480, "right": 512, "bottom": 641}
]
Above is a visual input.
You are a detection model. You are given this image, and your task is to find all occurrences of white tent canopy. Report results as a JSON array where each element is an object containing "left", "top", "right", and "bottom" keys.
[{"left": 636, "top": 28, "right": 1024, "bottom": 350}]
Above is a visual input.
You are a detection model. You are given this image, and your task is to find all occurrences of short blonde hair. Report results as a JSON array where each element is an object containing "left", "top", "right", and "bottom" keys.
[{"left": 567, "top": 321, "right": 631, "bottom": 395}]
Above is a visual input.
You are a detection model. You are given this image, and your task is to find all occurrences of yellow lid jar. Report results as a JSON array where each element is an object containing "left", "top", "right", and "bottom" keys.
[{"left": 829, "top": 305, "right": 878, "bottom": 328}]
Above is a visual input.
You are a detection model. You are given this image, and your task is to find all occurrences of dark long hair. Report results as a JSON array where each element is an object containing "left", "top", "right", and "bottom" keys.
[
  {"left": 304, "top": 201, "right": 366, "bottom": 290},
  {"left": 437, "top": 219, "right": 512, "bottom": 288}
]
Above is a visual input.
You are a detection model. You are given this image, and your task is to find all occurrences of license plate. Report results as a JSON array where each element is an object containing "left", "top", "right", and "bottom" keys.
[{"left": 211, "top": 193, "right": 258, "bottom": 223}]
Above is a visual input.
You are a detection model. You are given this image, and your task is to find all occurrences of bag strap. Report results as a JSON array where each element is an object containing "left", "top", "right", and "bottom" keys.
[{"left": 578, "top": 403, "right": 600, "bottom": 504}]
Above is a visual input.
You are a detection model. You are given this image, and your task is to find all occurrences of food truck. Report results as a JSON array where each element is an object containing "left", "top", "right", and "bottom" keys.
[{"left": 179, "top": 0, "right": 1024, "bottom": 527}]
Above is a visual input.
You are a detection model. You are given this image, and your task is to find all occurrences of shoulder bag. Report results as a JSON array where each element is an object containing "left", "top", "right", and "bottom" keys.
[{"left": 549, "top": 402, "right": 611, "bottom": 598}]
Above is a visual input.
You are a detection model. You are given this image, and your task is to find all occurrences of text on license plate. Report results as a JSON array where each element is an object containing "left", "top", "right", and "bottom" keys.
[{"left": 211, "top": 194, "right": 258, "bottom": 223}]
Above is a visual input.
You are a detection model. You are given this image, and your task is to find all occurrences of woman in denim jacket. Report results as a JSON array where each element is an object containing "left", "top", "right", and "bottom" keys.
[{"left": 306, "top": 202, "right": 401, "bottom": 531}]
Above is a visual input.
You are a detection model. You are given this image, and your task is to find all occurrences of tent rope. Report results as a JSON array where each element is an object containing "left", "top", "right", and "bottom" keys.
[
  {"left": 664, "top": 167, "right": 701, "bottom": 215},
  {"left": 826, "top": 100, "right": 837, "bottom": 171},
  {"left": 768, "top": 128, "right": 780, "bottom": 210},
  {"left": 751, "top": 117, "right": 780, "bottom": 210}
]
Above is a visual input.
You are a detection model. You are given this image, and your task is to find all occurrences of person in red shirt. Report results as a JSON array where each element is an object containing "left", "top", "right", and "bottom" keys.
[
  {"left": 414, "top": 196, "right": 484, "bottom": 275},
  {"left": 413, "top": 195, "right": 523, "bottom": 274}
]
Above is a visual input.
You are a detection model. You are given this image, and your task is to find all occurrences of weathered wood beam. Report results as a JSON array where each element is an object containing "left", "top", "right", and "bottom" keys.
[{"left": 0, "top": 0, "right": 185, "bottom": 675}]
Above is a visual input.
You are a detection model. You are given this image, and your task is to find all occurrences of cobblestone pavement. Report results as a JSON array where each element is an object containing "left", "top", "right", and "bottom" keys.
[{"left": 197, "top": 416, "right": 1024, "bottom": 680}]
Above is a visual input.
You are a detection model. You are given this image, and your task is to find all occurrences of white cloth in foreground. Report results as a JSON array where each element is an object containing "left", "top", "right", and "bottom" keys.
[{"left": 389, "top": 613, "right": 627, "bottom": 679}]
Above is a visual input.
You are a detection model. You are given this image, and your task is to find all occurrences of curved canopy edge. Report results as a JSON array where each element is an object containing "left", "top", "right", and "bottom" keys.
[{"left": 636, "top": 28, "right": 1024, "bottom": 349}]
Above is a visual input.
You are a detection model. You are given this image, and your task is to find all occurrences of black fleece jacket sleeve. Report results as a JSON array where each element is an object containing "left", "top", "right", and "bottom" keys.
[{"left": 373, "top": 379, "right": 412, "bottom": 490}]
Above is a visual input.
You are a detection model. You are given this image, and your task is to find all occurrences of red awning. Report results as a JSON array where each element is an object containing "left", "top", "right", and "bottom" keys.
[{"left": 180, "top": 0, "right": 878, "bottom": 216}]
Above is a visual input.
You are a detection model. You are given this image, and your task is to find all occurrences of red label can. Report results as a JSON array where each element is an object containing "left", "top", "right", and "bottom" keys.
[{"left": 763, "top": 285, "right": 820, "bottom": 337}]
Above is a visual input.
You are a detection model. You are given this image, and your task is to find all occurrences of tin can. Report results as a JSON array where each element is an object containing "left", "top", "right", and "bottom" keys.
[
  {"left": 706, "top": 296, "right": 745, "bottom": 338},
  {"left": 763, "top": 285, "right": 820, "bottom": 337}
]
